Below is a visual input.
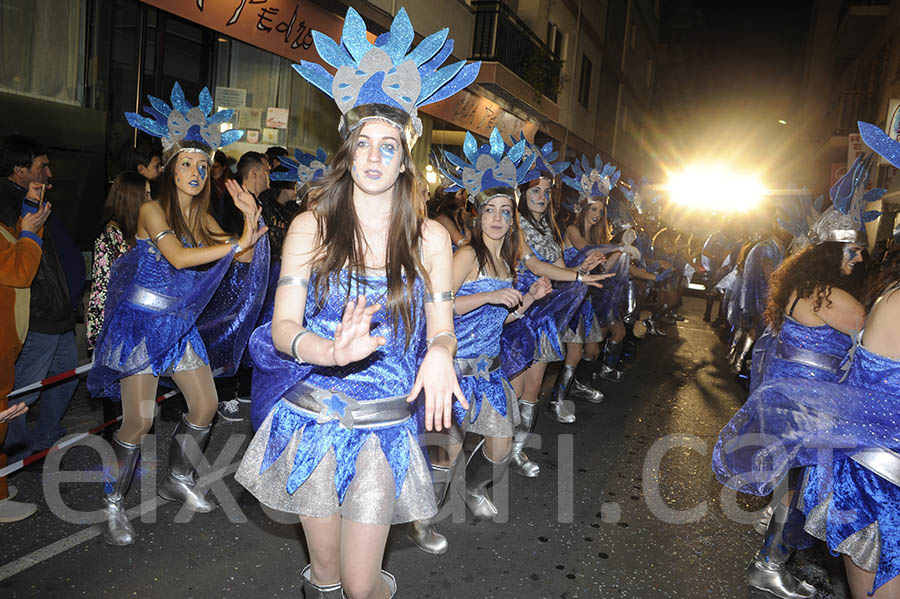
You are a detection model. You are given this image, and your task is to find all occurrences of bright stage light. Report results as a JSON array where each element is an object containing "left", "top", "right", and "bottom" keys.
[{"left": 666, "top": 164, "right": 766, "bottom": 212}]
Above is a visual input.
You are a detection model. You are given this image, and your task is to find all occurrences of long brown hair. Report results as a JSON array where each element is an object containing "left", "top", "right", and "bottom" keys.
[
  {"left": 308, "top": 125, "right": 429, "bottom": 345},
  {"left": 103, "top": 171, "right": 146, "bottom": 247},
  {"left": 573, "top": 199, "right": 608, "bottom": 245},
  {"left": 517, "top": 178, "right": 562, "bottom": 246},
  {"left": 468, "top": 194, "right": 521, "bottom": 283},
  {"left": 157, "top": 151, "right": 221, "bottom": 248},
  {"left": 764, "top": 242, "right": 858, "bottom": 329}
]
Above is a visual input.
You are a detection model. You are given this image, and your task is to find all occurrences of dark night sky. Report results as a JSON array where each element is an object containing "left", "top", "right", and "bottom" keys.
[{"left": 656, "top": 0, "right": 814, "bottom": 180}]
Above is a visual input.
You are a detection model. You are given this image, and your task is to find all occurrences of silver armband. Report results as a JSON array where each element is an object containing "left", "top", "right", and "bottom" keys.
[
  {"left": 424, "top": 290, "right": 454, "bottom": 303},
  {"left": 154, "top": 229, "right": 175, "bottom": 245},
  {"left": 290, "top": 329, "right": 312, "bottom": 364},
  {"left": 278, "top": 276, "right": 310, "bottom": 288}
]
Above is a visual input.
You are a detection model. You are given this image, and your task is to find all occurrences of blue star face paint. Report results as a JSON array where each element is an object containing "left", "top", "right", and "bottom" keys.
[
  {"left": 198, "top": 163, "right": 207, "bottom": 181},
  {"left": 379, "top": 143, "right": 396, "bottom": 167}
]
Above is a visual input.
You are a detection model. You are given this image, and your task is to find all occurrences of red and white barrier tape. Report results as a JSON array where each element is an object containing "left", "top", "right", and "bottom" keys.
[
  {"left": 6, "top": 362, "right": 94, "bottom": 400},
  {"left": 0, "top": 389, "right": 181, "bottom": 478}
]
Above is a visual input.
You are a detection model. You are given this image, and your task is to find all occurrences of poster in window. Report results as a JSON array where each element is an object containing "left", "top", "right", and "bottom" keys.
[
  {"left": 262, "top": 128, "right": 280, "bottom": 144},
  {"left": 215, "top": 86, "right": 247, "bottom": 109},
  {"left": 266, "top": 107, "right": 289, "bottom": 129},
  {"left": 246, "top": 130, "right": 260, "bottom": 144}
]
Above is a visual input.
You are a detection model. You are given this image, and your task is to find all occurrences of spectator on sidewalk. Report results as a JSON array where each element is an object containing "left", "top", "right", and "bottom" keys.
[
  {"left": 0, "top": 135, "right": 80, "bottom": 463},
  {"left": 0, "top": 181, "right": 51, "bottom": 522}
]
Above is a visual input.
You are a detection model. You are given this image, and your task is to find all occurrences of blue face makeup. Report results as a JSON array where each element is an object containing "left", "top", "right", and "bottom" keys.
[
  {"left": 379, "top": 144, "right": 396, "bottom": 166},
  {"left": 843, "top": 245, "right": 862, "bottom": 263},
  {"left": 197, "top": 163, "right": 207, "bottom": 181},
  {"left": 501, "top": 208, "right": 513, "bottom": 223}
]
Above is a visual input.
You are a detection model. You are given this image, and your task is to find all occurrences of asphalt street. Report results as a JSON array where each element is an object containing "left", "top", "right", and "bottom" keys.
[{"left": 0, "top": 297, "right": 851, "bottom": 598}]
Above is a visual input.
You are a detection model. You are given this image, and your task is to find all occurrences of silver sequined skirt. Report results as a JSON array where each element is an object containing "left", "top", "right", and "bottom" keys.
[
  {"left": 802, "top": 490, "right": 882, "bottom": 572},
  {"left": 533, "top": 331, "right": 564, "bottom": 363},
  {"left": 559, "top": 315, "right": 604, "bottom": 344},
  {"left": 460, "top": 379, "right": 520, "bottom": 438},
  {"left": 235, "top": 402, "right": 437, "bottom": 526}
]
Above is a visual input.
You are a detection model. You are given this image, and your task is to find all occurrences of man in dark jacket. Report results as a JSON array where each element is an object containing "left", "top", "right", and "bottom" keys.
[{"left": 0, "top": 135, "right": 79, "bottom": 461}]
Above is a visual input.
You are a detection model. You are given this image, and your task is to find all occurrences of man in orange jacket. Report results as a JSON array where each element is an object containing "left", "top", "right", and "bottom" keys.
[{"left": 0, "top": 181, "right": 50, "bottom": 522}]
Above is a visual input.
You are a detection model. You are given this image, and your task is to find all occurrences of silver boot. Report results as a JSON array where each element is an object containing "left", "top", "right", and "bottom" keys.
[
  {"left": 754, "top": 503, "right": 776, "bottom": 535},
  {"left": 158, "top": 416, "right": 215, "bottom": 512},
  {"left": 301, "top": 563, "right": 342, "bottom": 598},
  {"left": 408, "top": 518, "right": 448, "bottom": 554},
  {"left": 461, "top": 440, "right": 510, "bottom": 520},
  {"left": 745, "top": 503, "right": 816, "bottom": 599},
  {"left": 509, "top": 400, "right": 540, "bottom": 478},
  {"left": 727, "top": 329, "right": 745, "bottom": 366},
  {"left": 643, "top": 317, "right": 667, "bottom": 336},
  {"left": 732, "top": 333, "right": 755, "bottom": 375},
  {"left": 597, "top": 341, "right": 624, "bottom": 382},
  {"left": 101, "top": 434, "right": 140, "bottom": 546},
  {"left": 547, "top": 365, "right": 577, "bottom": 423},
  {"left": 569, "top": 378, "right": 604, "bottom": 403}
]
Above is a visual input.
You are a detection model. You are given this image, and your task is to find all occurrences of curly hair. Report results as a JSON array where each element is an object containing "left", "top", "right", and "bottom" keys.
[{"left": 764, "top": 241, "right": 859, "bottom": 329}]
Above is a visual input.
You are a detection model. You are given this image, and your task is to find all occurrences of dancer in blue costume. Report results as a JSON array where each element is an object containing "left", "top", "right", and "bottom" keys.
[
  {"left": 731, "top": 219, "right": 791, "bottom": 375},
  {"left": 739, "top": 187, "right": 867, "bottom": 599},
  {"left": 504, "top": 148, "right": 609, "bottom": 476},
  {"left": 233, "top": 8, "right": 478, "bottom": 598},
  {"left": 437, "top": 129, "right": 552, "bottom": 524},
  {"left": 88, "top": 83, "right": 266, "bottom": 546},
  {"left": 713, "top": 144, "right": 890, "bottom": 598}
]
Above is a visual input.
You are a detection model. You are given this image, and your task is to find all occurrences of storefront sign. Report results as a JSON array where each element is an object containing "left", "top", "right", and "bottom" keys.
[
  {"left": 141, "top": 0, "right": 344, "bottom": 64},
  {"left": 421, "top": 89, "right": 539, "bottom": 143},
  {"left": 215, "top": 86, "right": 247, "bottom": 108}
]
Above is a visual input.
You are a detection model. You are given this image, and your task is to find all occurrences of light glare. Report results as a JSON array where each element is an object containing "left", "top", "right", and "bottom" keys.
[{"left": 667, "top": 164, "right": 766, "bottom": 212}]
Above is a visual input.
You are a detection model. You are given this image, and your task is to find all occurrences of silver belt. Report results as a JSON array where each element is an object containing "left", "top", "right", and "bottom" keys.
[
  {"left": 850, "top": 448, "right": 900, "bottom": 487},
  {"left": 774, "top": 339, "right": 843, "bottom": 373},
  {"left": 455, "top": 354, "right": 500, "bottom": 381},
  {"left": 125, "top": 285, "right": 179, "bottom": 311},
  {"left": 283, "top": 382, "right": 411, "bottom": 429}
]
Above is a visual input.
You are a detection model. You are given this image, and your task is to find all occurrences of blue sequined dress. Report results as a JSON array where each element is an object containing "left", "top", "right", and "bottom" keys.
[
  {"left": 88, "top": 238, "right": 246, "bottom": 397},
  {"left": 235, "top": 268, "right": 436, "bottom": 526},
  {"left": 453, "top": 275, "right": 519, "bottom": 438},
  {"left": 500, "top": 216, "right": 588, "bottom": 377},
  {"left": 739, "top": 239, "right": 783, "bottom": 332},
  {"left": 712, "top": 300, "right": 900, "bottom": 593},
  {"left": 801, "top": 344, "right": 900, "bottom": 593},
  {"left": 559, "top": 246, "right": 604, "bottom": 344}
]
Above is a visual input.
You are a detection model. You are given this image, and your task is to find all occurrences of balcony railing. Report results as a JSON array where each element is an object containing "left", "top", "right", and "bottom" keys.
[{"left": 471, "top": 0, "right": 563, "bottom": 102}]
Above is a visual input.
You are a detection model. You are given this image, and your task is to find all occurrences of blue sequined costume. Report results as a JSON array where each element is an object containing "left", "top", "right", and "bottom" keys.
[
  {"left": 802, "top": 343, "right": 900, "bottom": 593},
  {"left": 560, "top": 246, "right": 604, "bottom": 344},
  {"left": 88, "top": 236, "right": 267, "bottom": 397},
  {"left": 453, "top": 275, "right": 519, "bottom": 437},
  {"left": 235, "top": 269, "right": 436, "bottom": 526},
  {"left": 712, "top": 299, "right": 900, "bottom": 593},
  {"left": 739, "top": 239, "right": 783, "bottom": 332}
]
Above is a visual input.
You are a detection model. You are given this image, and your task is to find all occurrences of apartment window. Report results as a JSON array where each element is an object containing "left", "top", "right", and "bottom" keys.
[
  {"left": 578, "top": 54, "right": 592, "bottom": 108},
  {"left": 546, "top": 22, "right": 563, "bottom": 57}
]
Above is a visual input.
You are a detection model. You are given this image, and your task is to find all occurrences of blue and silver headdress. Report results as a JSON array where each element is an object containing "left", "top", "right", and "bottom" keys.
[
  {"left": 438, "top": 128, "right": 536, "bottom": 207},
  {"left": 561, "top": 155, "right": 620, "bottom": 214},
  {"left": 620, "top": 176, "right": 658, "bottom": 215},
  {"left": 519, "top": 137, "right": 569, "bottom": 182},
  {"left": 294, "top": 7, "right": 481, "bottom": 148},
  {"left": 270, "top": 147, "right": 331, "bottom": 187},
  {"left": 811, "top": 151, "right": 883, "bottom": 244},
  {"left": 125, "top": 82, "right": 244, "bottom": 164},
  {"left": 776, "top": 187, "right": 823, "bottom": 251}
]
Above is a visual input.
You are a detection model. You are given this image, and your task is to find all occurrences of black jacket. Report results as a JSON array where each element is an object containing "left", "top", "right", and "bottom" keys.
[{"left": 0, "top": 179, "right": 75, "bottom": 334}]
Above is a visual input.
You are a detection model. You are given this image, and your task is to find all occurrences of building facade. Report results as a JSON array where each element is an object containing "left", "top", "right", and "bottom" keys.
[{"left": 1, "top": 0, "right": 662, "bottom": 247}]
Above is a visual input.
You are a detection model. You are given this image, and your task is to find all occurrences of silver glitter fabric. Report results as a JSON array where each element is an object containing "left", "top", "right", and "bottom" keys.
[
  {"left": 804, "top": 491, "right": 882, "bottom": 572},
  {"left": 533, "top": 331, "right": 564, "bottom": 363},
  {"left": 559, "top": 315, "right": 604, "bottom": 344},
  {"left": 134, "top": 339, "right": 206, "bottom": 376},
  {"left": 236, "top": 403, "right": 437, "bottom": 526},
  {"left": 461, "top": 379, "right": 519, "bottom": 438}
]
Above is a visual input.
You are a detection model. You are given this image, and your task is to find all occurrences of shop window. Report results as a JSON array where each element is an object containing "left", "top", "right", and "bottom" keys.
[
  {"left": 0, "top": 0, "right": 86, "bottom": 105},
  {"left": 214, "top": 38, "right": 340, "bottom": 157},
  {"left": 578, "top": 54, "right": 592, "bottom": 109}
]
